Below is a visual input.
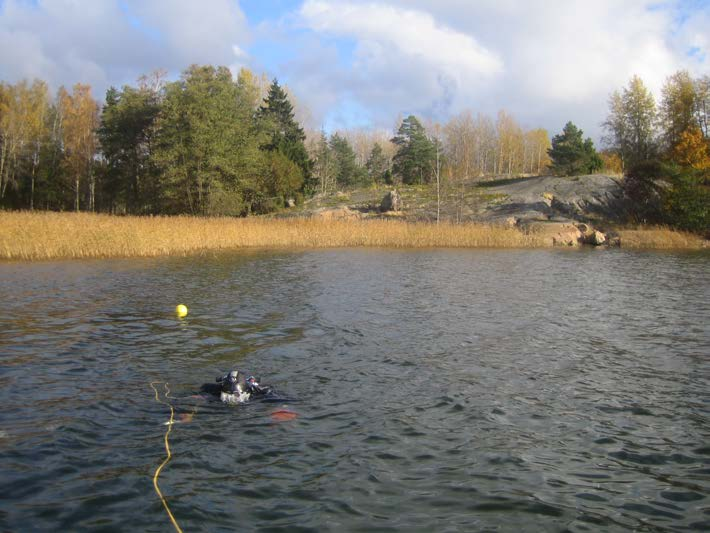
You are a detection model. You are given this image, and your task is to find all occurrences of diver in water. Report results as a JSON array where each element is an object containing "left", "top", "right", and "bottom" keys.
[{"left": 200, "top": 370, "right": 273, "bottom": 404}]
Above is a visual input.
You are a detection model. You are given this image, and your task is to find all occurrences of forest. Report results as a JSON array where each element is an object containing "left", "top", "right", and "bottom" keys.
[{"left": 0, "top": 65, "right": 708, "bottom": 231}]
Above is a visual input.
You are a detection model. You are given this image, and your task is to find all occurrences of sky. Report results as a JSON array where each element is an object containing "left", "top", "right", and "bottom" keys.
[{"left": 1, "top": 0, "right": 709, "bottom": 141}]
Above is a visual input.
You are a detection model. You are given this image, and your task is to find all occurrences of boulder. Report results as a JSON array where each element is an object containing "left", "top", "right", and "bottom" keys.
[
  {"left": 380, "top": 189, "right": 402, "bottom": 212},
  {"left": 587, "top": 230, "right": 607, "bottom": 246},
  {"left": 286, "top": 198, "right": 296, "bottom": 208},
  {"left": 521, "top": 221, "right": 583, "bottom": 246}
]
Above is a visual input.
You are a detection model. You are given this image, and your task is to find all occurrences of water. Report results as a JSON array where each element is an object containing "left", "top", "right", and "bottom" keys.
[{"left": 1, "top": 249, "right": 709, "bottom": 532}]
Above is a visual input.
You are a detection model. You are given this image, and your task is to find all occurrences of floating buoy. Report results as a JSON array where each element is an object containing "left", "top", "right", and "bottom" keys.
[
  {"left": 175, "top": 304, "right": 188, "bottom": 318},
  {"left": 271, "top": 409, "right": 298, "bottom": 422}
]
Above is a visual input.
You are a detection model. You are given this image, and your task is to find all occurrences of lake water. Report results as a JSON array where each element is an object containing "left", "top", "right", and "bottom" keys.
[{"left": 1, "top": 249, "right": 709, "bottom": 532}]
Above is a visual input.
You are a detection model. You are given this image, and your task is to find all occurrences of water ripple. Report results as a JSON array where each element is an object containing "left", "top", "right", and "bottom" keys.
[{"left": 0, "top": 249, "right": 708, "bottom": 531}]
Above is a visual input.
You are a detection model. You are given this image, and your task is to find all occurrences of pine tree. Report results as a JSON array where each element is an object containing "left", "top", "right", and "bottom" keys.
[
  {"left": 548, "top": 122, "right": 602, "bottom": 176},
  {"left": 391, "top": 115, "right": 435, "bottom": 184},
  {"left": 257, "top": 79, "right": 311, "bottom": 186},
  {"left": 366, "top": 142, "right": 389, "bottom": 184},
  {"left": 330, "top": 133, "right": 366, "bottom": 189},
  {"left": 98, "top": 84, "right": 160, "bottom": 213}
]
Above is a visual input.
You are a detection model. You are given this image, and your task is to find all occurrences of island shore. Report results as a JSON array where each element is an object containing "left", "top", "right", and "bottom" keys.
[{"left": 1, "top": 211, "right": 705, "bottom": 261}]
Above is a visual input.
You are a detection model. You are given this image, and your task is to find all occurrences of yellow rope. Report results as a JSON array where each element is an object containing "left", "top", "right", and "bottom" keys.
[{"left": 150, "top": 381, "right": 184, "bottom": 533}]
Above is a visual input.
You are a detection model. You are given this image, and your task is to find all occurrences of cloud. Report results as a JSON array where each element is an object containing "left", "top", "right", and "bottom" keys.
[
  {"left": 293, "top": 0, "right": 503, "bottom": 128},
  {"left": 300, "top": 0, "right": 502, "bottom": 77},
  {"left": 287, "top": 0, "right": 710, "bottom": 140},
  {"left": 1, "top": 0, "right": 708, "bottom": 142},
  {"left": 0, "top": 0, "right": 250, "bottom": 98}
]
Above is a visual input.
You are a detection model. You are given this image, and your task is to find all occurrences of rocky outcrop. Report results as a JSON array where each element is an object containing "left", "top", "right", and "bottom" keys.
[
  {"left": 520, "top": 221, "right": 583, "bottom": 246},
  {"left": 311, "top": 207, "right": 363, "bottom": 220},
  {"left": 480, "top": 175, "right": 625, "bottom": 225},
  {"left": 380, "top": 189, "right": 402, "bottom": 212},
  {"left": 587, "top": 230, "right": 607, "bottom": 246}
]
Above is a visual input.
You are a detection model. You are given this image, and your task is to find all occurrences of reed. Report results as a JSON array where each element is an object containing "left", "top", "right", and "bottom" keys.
[
  {"left": 1, "top": 212, "right": 705, "bottom": 261},
  {"left": 618, "top": 227, "right": 707, "bottom": 249},
  {"left": 0, "top": 211, "right": 549, "bottom": 260}
]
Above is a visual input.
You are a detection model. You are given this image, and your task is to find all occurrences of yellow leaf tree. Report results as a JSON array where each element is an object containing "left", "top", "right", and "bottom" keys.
[
  {"left": 58, "top": 84, "right": 98, "bottom": 211},
  {"left": 671, "top": 126, "right": 710, "bottom": 170}
]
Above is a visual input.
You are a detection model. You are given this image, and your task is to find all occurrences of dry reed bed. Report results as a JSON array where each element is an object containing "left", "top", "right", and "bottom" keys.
[
  {"left": 1, "top": 211, "right": 543, "bottom": 260},
  {"left": 0, "top": 212, "right": 706, "bottom": 261},
  {"left": 616, "top": 228, "right": 707, "bottom": 249}
]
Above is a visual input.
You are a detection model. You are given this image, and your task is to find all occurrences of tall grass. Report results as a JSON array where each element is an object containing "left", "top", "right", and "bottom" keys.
[
  {"left": 617, "top": 227, "right": 707, "bottom": 249},
  {"left": 1, "top": 212, "right": 705, "bottom": 261},
  {"left": 1, "top": 211, "right": 546, "bottom": 260}
]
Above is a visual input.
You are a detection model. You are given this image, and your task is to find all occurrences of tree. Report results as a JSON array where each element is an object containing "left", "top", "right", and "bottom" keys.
[
  {"left": 152, "top": 65, "right": 261, "bottom": 215},
  {"left": 58, "top": 84, "right": 99, "bottom": 211},
  {"left": 495, "top": 110, "right": 523, "bottom": 175},
  {"left": 236, "top": 67, "right": 269, "bottom": 111},
  {"left": 257, "top": 79, "right": 311, "bottom": 188},
  {"left": 330, "top": 133, "right": 366, "bottom": 189},
  {"left": 548, "top": 122, "right": 602, "bottom": 176},
  {"left": 0, "top": 81, "right": 26, "bottom": 202},
  {"left": 428, "top": 122, "right": 444, "bottom": 223},
  {"left": 20, "top": 80, "right": 50, "bottom": 210},
  {"left": 661, "top": 71, "right": 698, "bottom": 152},
  {"left": 391, "top": 115, "right": 435, "bottom": 184},
  {"left": 444, "top": 111, "right": 476, "bottom": 222},
  {"left": 662, "top": 165, "right": 709, "bottom": 233},
  {"left": 695, "top": 75, "right": 710, "bottom": 138},
  {"left": 257, "top": 150, "right": 303, "bottom": 213},
  {"left": 366, "top": 142, "right": 389, "bottom": 184},
  {"left": 671, "top": 126, "right": 710, "bottom": 171},
  {"left": 98, "top": 84, "right": 160, "bottom": 213},
  {"left": 310, "top": 130, "right": 337, "bottom": 194},
  {"left": 599, "top": 150, "right": 623, "bottom": 174},
  {"left": 603, "top": 75, "right": 657, "bottom": 169},
  {"left": 524, "top": 129, "right": 551, "bottom": 174}
]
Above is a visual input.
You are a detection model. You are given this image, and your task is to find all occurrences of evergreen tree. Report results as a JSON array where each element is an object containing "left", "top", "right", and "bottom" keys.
[
  {"left": 257, "top": 79, "right": 311, "bottom": 188},
  {"left": 366, "top": 142, "right": 389, "bottom": 184},
  {"left": 391, "top": 115, "right": 435, "bottom": 184},
  {"left": 548, "top": 122, "right": 603, "bottom": 176},
  {"left": 98, "top": 85, "right": 160, "bottom": 213},
  {"left": 330, "top": 133, "right": 366, "bottom": 188}
]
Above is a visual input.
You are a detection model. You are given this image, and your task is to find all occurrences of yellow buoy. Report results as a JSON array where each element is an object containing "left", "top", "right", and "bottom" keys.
[{"left": 175, "top": 304, "right": 188, "bottom": 318}]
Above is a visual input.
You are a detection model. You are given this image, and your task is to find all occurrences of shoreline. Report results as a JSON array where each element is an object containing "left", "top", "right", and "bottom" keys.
[{"left": 1, "top": 211, "right": 706, "bottom": 261}]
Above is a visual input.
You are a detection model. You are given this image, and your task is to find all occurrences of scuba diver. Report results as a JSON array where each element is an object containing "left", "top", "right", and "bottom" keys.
[{"left": 199, "top": 370, "right": 278, "bottom": 404}]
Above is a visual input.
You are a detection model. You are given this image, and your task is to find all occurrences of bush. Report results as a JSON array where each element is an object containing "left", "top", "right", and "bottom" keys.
[
  {"left": 624, "top": 160, "right": 710, "bottom": 233},
  {"left": 623, "top": 160, "right": 666, "bottom": 223},
  {"left": 662, "top": 167, "right": 710, "bottom": 233}
]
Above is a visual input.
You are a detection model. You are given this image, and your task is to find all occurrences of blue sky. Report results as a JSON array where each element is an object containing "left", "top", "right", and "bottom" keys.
[{"left": 1, "top": 0, "right": 708, "bottom": 140}]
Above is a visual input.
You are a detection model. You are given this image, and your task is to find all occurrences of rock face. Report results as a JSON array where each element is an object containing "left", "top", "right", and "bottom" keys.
[
  {"left": 380, "top": 189, "right": 401, "bottom": 212},
  {"left": 480, "top": 175, "right": 625, "bottom": 224}
]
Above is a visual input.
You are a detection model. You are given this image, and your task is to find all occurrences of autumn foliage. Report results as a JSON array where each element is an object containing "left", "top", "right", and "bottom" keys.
[{"left": 671, "top": 126, "right": 710, "bottom": 171}]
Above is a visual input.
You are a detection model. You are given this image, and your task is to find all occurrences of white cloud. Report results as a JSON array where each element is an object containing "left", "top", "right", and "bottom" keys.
[
  {"left": 0, "top": 0, "right": 250, "bottom": 99},
  {"left": 295, "top": 0, "right": 503, "bottom": 126},
  {"left": 290, "top": 0, "right": 709, "bottom": 140},
  {"left": 1, "top": 0, "right": 707, "bottom": 142},
  {"left": 300, "top": 0, "right": 502, "bottom": 77}
]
